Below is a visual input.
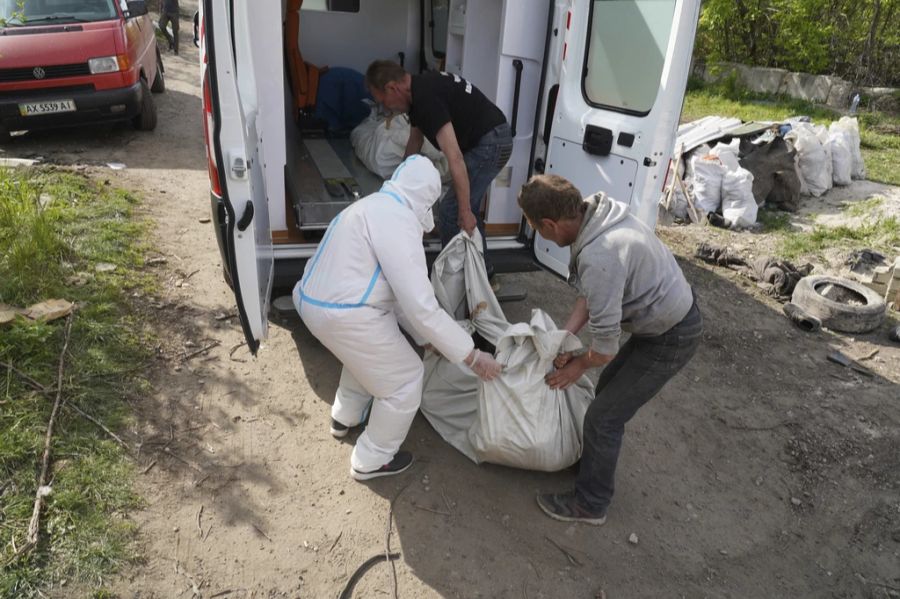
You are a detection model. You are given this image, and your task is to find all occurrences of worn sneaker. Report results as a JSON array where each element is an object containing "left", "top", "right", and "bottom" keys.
[
  {"left": 330, "top": 418, "right": 352, "bottom": 438},
  {"left": 536, "top": 491, "right": 607, "bottom": 526},
  {"left": 351, "top": 451, "right": 414, "bottom": 481}
]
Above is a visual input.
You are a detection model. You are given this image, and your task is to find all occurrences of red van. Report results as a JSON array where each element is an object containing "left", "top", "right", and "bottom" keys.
[{"left": 0, "top": 0, "right": 164, "bottom": 142}]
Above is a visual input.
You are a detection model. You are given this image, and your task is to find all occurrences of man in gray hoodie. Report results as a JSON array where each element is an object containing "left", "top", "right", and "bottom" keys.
[{"left": 518, "top": 174, "right": 702, "bottom": 525}]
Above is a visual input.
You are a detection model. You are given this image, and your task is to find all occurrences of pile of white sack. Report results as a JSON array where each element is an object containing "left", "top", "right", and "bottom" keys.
[
  {"left": 350, "top": 102, "right": 450, "bottom": 181},
  {"left": 663, "top": 116, "right": 866, "bottom": 226},
  {"left": 420, "top": 232, "right": 594, "bottom": 472},
  {"left": 688, "top": 139, "right": 759, "bottom": 229},
  {"left": 785, "top": 116, "right": 865, "bottom": 197}
]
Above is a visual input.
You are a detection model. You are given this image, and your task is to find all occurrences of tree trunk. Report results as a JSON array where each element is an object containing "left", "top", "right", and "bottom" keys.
[{"left": 860, "top": 0, "right": 882, "bottom": 84}]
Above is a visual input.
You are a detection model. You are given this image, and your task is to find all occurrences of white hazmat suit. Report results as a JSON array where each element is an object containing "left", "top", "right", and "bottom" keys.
[{"left": 293, "top": 155, "right": 476, "bottom": 474}]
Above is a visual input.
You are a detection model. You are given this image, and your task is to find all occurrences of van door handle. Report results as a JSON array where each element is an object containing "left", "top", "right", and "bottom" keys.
[
  {"left": 510, "top": 59, "right": 524, "bottom": 137},
  {"left": 236, "top": 201, "right": 254, "bottom": 232}
]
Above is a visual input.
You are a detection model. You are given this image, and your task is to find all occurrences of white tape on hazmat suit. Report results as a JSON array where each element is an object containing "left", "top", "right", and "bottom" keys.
[
  {"left": 421, "top": 233, "right": 594, "bottom": 472},
  {"left": 293, "top": 156, "right": 475, "bottom": 473}
]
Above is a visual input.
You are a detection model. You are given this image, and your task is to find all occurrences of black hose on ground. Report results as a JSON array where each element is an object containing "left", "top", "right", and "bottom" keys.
[{"left": 338, "top": 552, "right": 401, "bottom": 599}]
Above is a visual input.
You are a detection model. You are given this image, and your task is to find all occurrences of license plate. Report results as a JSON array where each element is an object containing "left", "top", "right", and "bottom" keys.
[{"left": 18, "top": 99, "right": 76, "bottom": 116}]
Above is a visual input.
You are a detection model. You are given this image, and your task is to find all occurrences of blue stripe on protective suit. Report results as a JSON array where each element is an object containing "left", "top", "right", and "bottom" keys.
[{"left": 298, "top": 193, "right": 405, "bottom": 310}]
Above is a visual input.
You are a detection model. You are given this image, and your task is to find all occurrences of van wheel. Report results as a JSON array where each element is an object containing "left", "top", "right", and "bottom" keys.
[
  {"left": 133, "top": 79, "right": 158, "bottom": 131},
  {"left": 0, "top": 125, "right": 11, "bottom": 144},
  {"left": 151, "top": 50, "right": 166, "bottom": 93}
]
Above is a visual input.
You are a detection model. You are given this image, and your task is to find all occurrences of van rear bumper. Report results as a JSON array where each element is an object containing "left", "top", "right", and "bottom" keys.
[{"left": 0, "top": 82, "right": 142, "bottom": 132}]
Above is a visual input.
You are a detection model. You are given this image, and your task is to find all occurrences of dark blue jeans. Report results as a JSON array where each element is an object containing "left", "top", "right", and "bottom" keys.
[
  {"left": 575, "top": 297, "right": 703, "bottom": 514},
  {"left": 439, "top": 123, "right": 513, "bottom": 268}
]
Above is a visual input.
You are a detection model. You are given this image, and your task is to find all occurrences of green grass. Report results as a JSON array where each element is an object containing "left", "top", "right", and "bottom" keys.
[
  {"left": 844, "top": 196, "right": 886, "bottom": 218},
  {"left": 683, "top": 81, "right": 900, "bottom": 186},
  {"left": 778, "top": 217, "right": 900, "bottom": 259},
  {"left": 0, "top": 167, "right": 154, "bottom": 597},
  {"left": 756, "top": 207, "right": 793, "bottom": 232}
]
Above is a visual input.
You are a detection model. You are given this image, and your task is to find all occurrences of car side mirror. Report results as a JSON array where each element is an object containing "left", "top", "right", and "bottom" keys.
[{"left": 126, "top": 0, "right": 149, "bottom": 17}]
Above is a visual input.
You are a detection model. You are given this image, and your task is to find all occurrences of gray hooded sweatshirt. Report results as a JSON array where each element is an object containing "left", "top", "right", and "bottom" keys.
[{"left": 568, "top": 193, "right": 694, "bottom": 355}]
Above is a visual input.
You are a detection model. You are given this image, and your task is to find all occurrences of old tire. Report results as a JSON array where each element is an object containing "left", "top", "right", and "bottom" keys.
[
  {"left": 790, "top": 275, "right": 885, "bottom": 333},
  {"left": 132, "top": 79, "right": 158, "bottom": 131},
  {"left": 151, "top": 49, "right": 166, "bottom": 93}
]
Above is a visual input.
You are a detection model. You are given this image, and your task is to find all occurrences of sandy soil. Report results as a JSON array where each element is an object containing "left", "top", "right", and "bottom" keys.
[{"left": 3, "top": 13, "right": 899, "bottom": 598}]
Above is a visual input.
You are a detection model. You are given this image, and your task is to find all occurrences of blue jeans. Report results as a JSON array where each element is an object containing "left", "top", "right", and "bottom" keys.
[
  {"left": 439, "top": 123, "right": 513, "bottom": 268},
  {"left": 575, "top": 297, "right": 703, "bottom": 514}
]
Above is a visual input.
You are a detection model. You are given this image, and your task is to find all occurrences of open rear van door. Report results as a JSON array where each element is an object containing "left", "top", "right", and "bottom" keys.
[
  {"left": 534, "top": 0, "right": 700, "bottom": 277},
  {"left": 201, "top": 0, "right": 284, "bottom": 354}
]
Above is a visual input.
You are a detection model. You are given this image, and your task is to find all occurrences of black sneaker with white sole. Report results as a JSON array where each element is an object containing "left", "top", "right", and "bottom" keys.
[
  {"left": 351, "top": 451, "right": 414, "bottom": 481},
  {"left": 330, "top": 418, "right": 352, "bottom": 438},
  {"left": 536, "top": 491, "right": 607, "bottom": 526}
]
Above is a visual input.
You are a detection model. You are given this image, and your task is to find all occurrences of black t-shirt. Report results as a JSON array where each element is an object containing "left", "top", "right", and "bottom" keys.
[{"left": 408, "top": 71, "right": 507, "bottom": 153}]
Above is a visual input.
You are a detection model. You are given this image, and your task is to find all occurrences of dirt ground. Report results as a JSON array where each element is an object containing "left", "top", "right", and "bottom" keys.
[{"left": 3, "top": 16, "right": 899, "bottom": 598}]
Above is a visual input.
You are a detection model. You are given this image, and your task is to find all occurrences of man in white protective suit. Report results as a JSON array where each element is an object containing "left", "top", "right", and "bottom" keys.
[{"left": 293, "top": 155, "right": 503, "bottom": 481}]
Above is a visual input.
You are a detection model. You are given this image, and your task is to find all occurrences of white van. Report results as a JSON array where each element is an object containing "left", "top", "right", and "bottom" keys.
[{"left": 199, "top": 0, "right": 700, "bottom": 354}]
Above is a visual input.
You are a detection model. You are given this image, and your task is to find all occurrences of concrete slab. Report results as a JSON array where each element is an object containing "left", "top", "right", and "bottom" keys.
[
  {"left": 826, "top": 78, "right": 853, "bottom": 109},
  {"left": 742, "top": 66, "right": 788, "bottom": 95},
  {"left": 780, "top": 72, "right": 831, "bottom": 103}
]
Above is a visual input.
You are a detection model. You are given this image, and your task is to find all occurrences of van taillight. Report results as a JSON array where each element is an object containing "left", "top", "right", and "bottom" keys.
[
  {"left": 202, "top": 67, "right": 222, "bottom": 197},
  {"left": 661, "top": 158, "right": 672, "bottom": 192}
]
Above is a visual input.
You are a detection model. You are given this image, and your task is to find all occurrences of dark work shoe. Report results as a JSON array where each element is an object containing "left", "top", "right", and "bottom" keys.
[
  {"left": 330, "top": 418, "right": 352, "bottom": 438},
  {"left": 536, "top": 491, "right": 607, "bottom": 526},
  {"left": 351, "top": 451, "right": 414, "bottom": 481}
]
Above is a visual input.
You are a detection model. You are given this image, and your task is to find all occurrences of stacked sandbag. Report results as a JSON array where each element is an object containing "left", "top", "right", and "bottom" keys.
[
  {"left": 710, "top": 139, "right": 741, "bottom": 171},
  {"left": 721, "top": 167, "right": 757, "bottom": 228},
  {"left": 827, "top": 122, "right": 853, "bottom": 186},
  {"left": 832, "top": 116, "right": 866, "bottom": 180},
  {"left": 785, "top": 124, "right": 831, "bottom": 197},
  {"left": 690, "top": 154, "right": 727, "bottom": 214},
  {"left": 813, "top": 124, "right": 834, "bottom": 188}
]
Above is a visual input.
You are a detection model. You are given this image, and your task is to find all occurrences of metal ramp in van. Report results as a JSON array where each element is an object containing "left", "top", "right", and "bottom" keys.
[{"left": 287, "top": 137, "right": 382, "bottom": 230}]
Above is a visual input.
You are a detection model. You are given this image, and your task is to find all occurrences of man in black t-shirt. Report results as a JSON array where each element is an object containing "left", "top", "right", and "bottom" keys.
[{"left": 366, "top": 60, "right": 512, "bottom": 269}]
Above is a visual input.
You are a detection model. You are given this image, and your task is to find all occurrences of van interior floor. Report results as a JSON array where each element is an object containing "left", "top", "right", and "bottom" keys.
[{"left": 286, "top": 135, "right": 383, "bottom": 231}]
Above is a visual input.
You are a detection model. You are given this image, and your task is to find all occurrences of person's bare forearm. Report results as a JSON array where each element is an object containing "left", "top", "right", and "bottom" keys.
[
  {"left": 447, "top": 152, "right": 471, "bottom": 216},
  {"left": 564, "top": 297, "right": 589, "bottom": 335}
]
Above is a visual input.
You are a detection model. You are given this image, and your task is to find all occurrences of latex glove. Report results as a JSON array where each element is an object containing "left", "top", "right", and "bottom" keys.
[
  {"left": 464, "top": 349, "right": 502, "bottom": 381},
  {"left": 458, "top": 210, "right": 478, "bottom": 237}
]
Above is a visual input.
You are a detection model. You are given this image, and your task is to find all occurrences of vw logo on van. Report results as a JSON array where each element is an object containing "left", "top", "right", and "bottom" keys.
[{"left": 33, "top": 67, "right": 47, "bottom": 80}]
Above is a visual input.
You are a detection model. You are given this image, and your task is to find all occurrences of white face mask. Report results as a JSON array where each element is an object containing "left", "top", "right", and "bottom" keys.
[
  {"left": 418, "top": 206, "right": 436, "bottom": 233},
  {"left": 383, "top": 155, "right": 442, "bottom": 233}
]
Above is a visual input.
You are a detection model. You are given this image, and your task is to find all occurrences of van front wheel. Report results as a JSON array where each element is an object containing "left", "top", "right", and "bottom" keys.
[
  {"left": 132, "top": 79, "right": 158, "bottom": 131},
  {"left": 151, "top": 49, "right": 166, "bottom": 93}
]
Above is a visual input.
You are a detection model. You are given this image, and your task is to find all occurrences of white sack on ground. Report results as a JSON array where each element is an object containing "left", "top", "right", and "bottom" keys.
[
  {"left": 813, "top": 124, "right": 834, "bottom": 189},
  {"left": 827, "top": 124, "right": 853, "bottom": 186},
  {"left": 710, "top": 139, "right": 741, "bottom": 171},
  {"left": 468, "top": 310, "right": 594, "bottom": 471},
  {"left": 350, "top": 106, "right": 449, "bottom": 180},
  {"left": 833, "top": 116, "right": 866, "bottom": 180},
  {"left": 690, "top": 154, "right": 726, "bottom": 214},
  {"left": 721, "top": 167, "right": 757, "bottom": 228},
  {"left": 421, "top": 232, "right": 593, "bottom": 471},
  {"left": 786, "top": 124, "right": 830, "bottom": 197}
]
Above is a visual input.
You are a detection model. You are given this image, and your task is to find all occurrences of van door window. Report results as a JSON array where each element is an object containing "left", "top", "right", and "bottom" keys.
[
  {"left": 582, "top": 0, "right": 676, "bottom": 116},
  {"left": 430, "top": 0, "right": 449, "bottom": 58},
  {"left": 302, "top": 0, "right": 360, "bottom": 12}
]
